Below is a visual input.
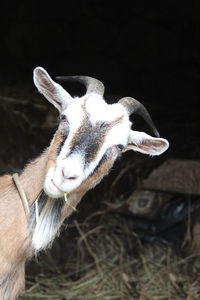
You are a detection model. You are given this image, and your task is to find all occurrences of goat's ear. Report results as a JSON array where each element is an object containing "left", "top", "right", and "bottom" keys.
[
  {"left": 126, "top": 130, "right": 169, "bottom": 156},
  {"left": 33, "top": 67, "right": 73, "bottom": 112}
]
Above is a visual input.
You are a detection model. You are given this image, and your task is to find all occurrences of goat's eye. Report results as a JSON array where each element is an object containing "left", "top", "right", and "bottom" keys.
[
  {"left": 60, "top": 114, "right": 69, "bottom": 125},
  {"left": 105, "top": 144, "right": 125, "bottom": 157},
  {"left": 60, "top": 114, "right": 66, "bottom": 121},
  {"left": 117, "top": 144, "right": 125, "bottom": 151}
]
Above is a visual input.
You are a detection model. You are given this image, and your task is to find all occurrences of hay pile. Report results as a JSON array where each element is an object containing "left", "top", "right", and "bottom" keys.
[{"left": 20, "top": 213, "right": 200, "bottom": 300}]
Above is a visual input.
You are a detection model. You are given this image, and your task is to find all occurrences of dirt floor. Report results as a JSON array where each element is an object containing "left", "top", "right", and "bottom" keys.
[{"left": 1, "top": 83, "right": 200, "bottom": 299}]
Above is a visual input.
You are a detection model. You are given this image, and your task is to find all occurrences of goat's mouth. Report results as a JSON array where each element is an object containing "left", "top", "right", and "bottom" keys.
[
  {"left": 44, "top": 177, "right": 84, "bottom": 198},
  {"left": 44, "top": 166, "right": 84, "bottom": 197},
  {"left": 51, "top": 179, "right": 63, "bottom": 193},
  {"left": 43, "top": 179, "right": 64, "bottom": 198}
]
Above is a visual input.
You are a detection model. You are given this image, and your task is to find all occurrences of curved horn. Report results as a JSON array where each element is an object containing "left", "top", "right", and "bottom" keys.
[
  {"left": 56, "top": 75, "right": 105, "bottom": 96},
  {"left": 119, "top": 97, "right": 160, "bottom": 137}
]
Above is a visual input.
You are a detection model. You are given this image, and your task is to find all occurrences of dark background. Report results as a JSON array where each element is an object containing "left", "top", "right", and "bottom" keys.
[
  {"left": 0, "top": 2, "right": 199, "bottom": 190},
  {"left": 1, "top": 1, "right": 200, "bottom": 164}
]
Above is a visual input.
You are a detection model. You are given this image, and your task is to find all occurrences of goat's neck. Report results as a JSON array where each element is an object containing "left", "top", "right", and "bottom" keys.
[
  {"left": 20, "top": 148, "right": 85, "bottom": 217},
  {"left": 20, "top": 148, "right": 49, "bottom": 207}
]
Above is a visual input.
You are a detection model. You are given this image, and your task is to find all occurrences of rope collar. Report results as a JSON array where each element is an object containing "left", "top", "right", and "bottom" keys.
[
  {"left": 12, "top": 173, "right": 78, "bottom": 217},
  {"left": 12, "top": 173, "right": 30, "bottom": 217}
]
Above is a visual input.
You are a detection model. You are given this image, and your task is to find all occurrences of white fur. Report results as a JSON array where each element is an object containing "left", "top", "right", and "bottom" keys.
[
  {"left": 86, "top": 95, "right": 125, "bottom": 123},
  {"left": 31, "top": 197, "right": 59, "bottom": 252},
  {"left": 44, "top": 96, "right": 132, "bottom": 196},
  {"left": 53, "top": 154, "right": 84, "bottom": 193}
]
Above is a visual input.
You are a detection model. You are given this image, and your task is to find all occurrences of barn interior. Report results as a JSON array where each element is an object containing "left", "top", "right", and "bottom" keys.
[{"left": 1, "top": 2, "right": 200, "bottom": 299}]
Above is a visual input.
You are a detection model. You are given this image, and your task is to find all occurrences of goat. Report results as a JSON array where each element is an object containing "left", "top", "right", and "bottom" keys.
[{"left": 0, "top": 67, "right": 169, "bottom": 299}]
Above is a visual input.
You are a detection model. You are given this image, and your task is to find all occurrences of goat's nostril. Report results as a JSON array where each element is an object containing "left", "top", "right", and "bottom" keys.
[
  {"left": 67, "top": 176, "right": 78, "bottom": 180},
  {"left": 62, "top": 170, "right": 79, "bottom": 181}
]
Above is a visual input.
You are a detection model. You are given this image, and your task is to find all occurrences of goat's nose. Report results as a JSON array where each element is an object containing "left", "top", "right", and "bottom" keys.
[
  {"left": 61, "top": 156, "right": 84, "bottom": 185},
  {"left": 62, "top": 165, "right": 83, "bottom": 182},
  {"left": 62, "top": 169, "right": 80, "bottom": 181}
]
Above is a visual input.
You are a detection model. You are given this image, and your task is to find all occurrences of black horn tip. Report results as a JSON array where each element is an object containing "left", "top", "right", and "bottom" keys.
[{"left": 119, "top": 96, "right": 160, "bottom": 137}]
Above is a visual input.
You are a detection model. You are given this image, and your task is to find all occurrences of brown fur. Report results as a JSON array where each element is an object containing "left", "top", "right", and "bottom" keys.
[
  {"left": 46, "top": 130, "right": 64, "bottom": 172},
  {"left": 0, "top": 123, "right": 118, "bottom": 299},
  {"left": 75, "top": 156, "right": 116, "bottom": 195},
  {"left": 0, "top": 263, "right": 25, "bottom": 300},
  {"left": 60, "top": 156, "right": 116, "bottom": 223},
  {"left": 0, "top": 150, "right": 49, "bottom": 298},
  {"left": 0, "top": 91, "right": 127, "bottom": 299}
]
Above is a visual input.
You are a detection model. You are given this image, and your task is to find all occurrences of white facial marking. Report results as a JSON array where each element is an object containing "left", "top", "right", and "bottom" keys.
[
  {"left": 54, "top": 153, "right": 84, "bottom": 193},
  {"left": 44, "top": 95, "right": 135, "bottom": 197},
  {"left": 86, "top": 94, "right": 127, "bottom": 123},
  {"left": 44, "top": 95, "right": 131, "bottom": 197}
]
